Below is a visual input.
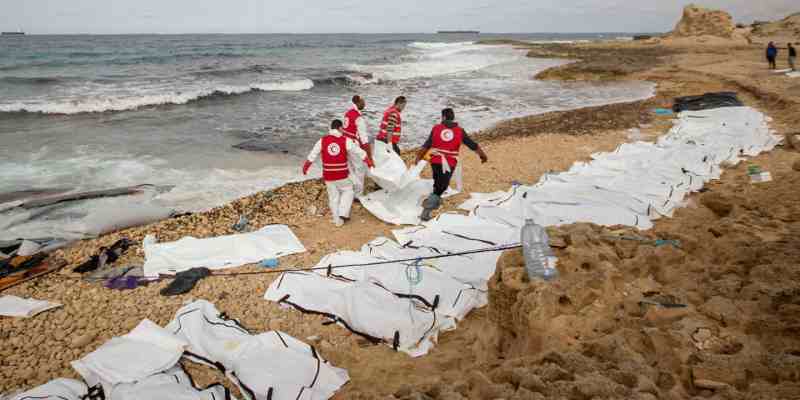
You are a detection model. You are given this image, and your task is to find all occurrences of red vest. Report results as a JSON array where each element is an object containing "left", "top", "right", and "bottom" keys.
[
  {"left": 321, "top": 135, "right": 349, "bottom": 181},
  {"left": 342, "top": 108, "right": 363, "bottom": 146},
  {"left": 377, "top": 106, "right": 402, "bottom": 144},
  {"left": 430, "top": 123, "right": 464, "bottom": 168}
]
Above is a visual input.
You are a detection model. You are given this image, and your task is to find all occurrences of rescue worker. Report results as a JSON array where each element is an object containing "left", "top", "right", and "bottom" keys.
[
  {"left": 415, "top": 108, "right": 488, "bottom": 221},
  {"left": 342, "top": 95, "right": 373, "bottom": 197},
  {"left": 376, "top": 96, "right": 406, "bottom": 155},
  {"left": 303, "top": 119, "right": 374, "bottom": 227}
]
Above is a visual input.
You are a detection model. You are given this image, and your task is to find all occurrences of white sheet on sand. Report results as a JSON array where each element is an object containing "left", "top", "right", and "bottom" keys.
[
  {"left": 367, "top": 140, "right": 419, "bottom": 192},
  {"left": 361, "top": 160, "right": 459, "bottom": 226},
  {"left": 143, "top": 225, "right": 305, "bottom": 277},
  {"left": 461, "top": 107, "right": 782, "bottom": 230},
  {"left": 788, "top": 71, "right": 800, "bottom": 78},
  {"left": 71, "top": 319, "right": 188, "bottom": 394},
  {"left": 265, "top": 272, "right": 456, "bottom": 357},
  {"left": 11, "top": 301, "right": 347, "bottom": 400},
  {"left": 0, "top": 295, "right": 62, "bottom": 318},
  {"left": 361, "top": 141, "right": 464, "bottom": 226},
  {"left": 261, "top": 213, "right": 516, "bottom": 357},
  {"left": 313, "top": 249, "right": 487, "bottom": 320},
  {"left": 390, "top": 213, "right": 519, "bottom": 288},
  {"left": 166, "top": 300, "right": 350, "bottom": 400},
  {"left": 264, "top": 107, "right": 780, "bottom": 359},
  {"left": 3, "top": 378, "right": 88, "bottom": 400},
  {"left": 108, "top": 367, "right": 231, "bottom": 400}
]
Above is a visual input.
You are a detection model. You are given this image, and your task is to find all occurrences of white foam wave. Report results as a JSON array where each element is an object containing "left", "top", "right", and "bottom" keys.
[
  {"left": 0, "top": 147, "right": 301, "bottom": 214},
  {"left": 0, "top": 79, "right": 314, "bottom": 114},
  {"left": 352, "top": 44, "right": 523, "bottom": 81},
  {"left": 251, "top": 79, "right": 314, "bottom": 92},
  {"left": 408, "top": 41, "right": 474, "bottom": 49}
]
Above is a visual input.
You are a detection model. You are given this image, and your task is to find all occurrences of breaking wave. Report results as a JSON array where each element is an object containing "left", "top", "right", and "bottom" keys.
[
  {"left": 0, "top": 79, "right": 314, "bottom": 115},
  {"left": 351, "top": 42, "right": 522, "bottom": 81},
  {"left": 310, "top": 71, "right": 374, "bottom": 86},
  {"left": 408, "top": 41, "right": 475, "bottom": 49}
]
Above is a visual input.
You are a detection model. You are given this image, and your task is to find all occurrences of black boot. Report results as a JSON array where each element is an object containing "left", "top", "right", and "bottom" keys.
[{"left": 420, "top": 194, "right": 441, "bottom": 222}]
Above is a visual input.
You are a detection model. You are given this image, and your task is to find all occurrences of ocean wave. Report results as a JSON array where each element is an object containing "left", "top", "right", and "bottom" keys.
[
  {"left": 0, "top": 79, "right": 314, "bottom": 115},
  {"left": 408, "top": 41, "right": 475, "bottom": 49},
  {"left": 0, "top": 51, "right": 252, "bottom": 72},
  {"left": 193, "top": 64, "right": 279, "bottom": 78},
  {"left": 351, "top": 44, "right": 521, "bottom": 81},
  {"left": 311, "top": 71, "right": 374, "bottom": 86}
]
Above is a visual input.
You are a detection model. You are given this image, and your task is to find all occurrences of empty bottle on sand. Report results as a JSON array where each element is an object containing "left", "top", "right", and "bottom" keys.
[{"left": 521, "top": 219, "right": 559, "bottom": 281}]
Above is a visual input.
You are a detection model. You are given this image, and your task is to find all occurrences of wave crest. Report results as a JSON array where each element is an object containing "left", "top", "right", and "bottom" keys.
[
  {"left": 0, "top": 79, "right": 314, "bottom": 115},
  {"left": 351, "top": 43, "right": 521, "bottom": 81},
  {"left": 408, "top": 41, "right": 475, "bottom": 49}
]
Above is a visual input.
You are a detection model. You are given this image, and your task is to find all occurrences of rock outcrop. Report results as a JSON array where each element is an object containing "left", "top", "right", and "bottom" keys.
[
  {"left": 670, "top": 4, "right": 736, "bottom": 38},
  {"left": 752, "top": 12, "right": 800, "bottom": 38}
]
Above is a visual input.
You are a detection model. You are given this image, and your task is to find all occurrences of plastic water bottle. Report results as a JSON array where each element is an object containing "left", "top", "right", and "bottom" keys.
[{"left": 521, "top": 219, "right": 559, "bottom": 281}]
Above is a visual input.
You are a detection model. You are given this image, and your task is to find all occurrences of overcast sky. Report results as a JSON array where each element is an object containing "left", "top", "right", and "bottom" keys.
[{"left": 2, "top": 0, "right": 797, "bottom": 34}]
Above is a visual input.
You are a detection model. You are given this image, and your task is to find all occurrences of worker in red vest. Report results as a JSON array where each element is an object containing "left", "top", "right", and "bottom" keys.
[
  {"left": 342, "top": 95, "right": 373, "bottom": 197},
  {"left": 415, "top": 108, "right": 488, "bottom": 221},
  {"left": 303, "top": 119, "right": 374, "bottom": 227},
  {"left": 375, "top": 96, "right": 406, "bottom": 155}
]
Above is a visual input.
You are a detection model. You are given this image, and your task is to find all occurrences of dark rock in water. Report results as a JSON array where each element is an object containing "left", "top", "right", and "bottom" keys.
[
  {"left": 232, "top": 138, "right": 310, "bottom": 156},
  {"left": 310, "top": 71, "right": 373, "bottom": 86},
  {"left": 634, "top": 35, "right": 653, "bottom": 40},
  {"left": 0, "top": 188, "right": 73, "bottom": 204}
]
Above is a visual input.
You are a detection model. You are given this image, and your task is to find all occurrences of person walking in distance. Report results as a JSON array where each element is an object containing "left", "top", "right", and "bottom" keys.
[
  {"left": 376, "top": 96, "right": 406, "bottom": 155},
  {"left": 303, "top": 119, "right": 374, "bottom": 227},
  {"left": 415, "top": 108, "right": 488, "bottom": 221},
  {"left": 766, "top": 42, "right": 778, "bottom": 70},
  {"left": 342, "top": 95, "right": 373, "bottom": 198},
  {"left": 789, "top": 43, "right": 797, "bottom": 72}
]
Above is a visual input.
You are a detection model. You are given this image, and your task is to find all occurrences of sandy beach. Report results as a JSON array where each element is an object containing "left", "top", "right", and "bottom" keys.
[{"left": 3, "top": 30, "right": 800, "bottom": 400}]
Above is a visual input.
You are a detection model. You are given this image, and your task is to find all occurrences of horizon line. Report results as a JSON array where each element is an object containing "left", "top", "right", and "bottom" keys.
[{"left": 4, "top": 31, "right": 660, "bottom": 36}]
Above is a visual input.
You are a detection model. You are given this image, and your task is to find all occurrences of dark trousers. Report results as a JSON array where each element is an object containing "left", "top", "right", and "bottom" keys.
[
  {"left": 432, "top": 163, "right": 453, "bottom": 196},
  {"left": 768, "top": 56, "right": 776, "bottom": 69}
]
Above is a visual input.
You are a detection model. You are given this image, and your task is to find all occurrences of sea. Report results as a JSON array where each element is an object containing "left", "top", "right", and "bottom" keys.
[{"left": 0, "top": 33, "right": 654, "bottom": 226}]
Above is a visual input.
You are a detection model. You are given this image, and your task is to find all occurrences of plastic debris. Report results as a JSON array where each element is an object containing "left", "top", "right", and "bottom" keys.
[{"left": 259, "top": 258, "right": 279, "bottom": 268}]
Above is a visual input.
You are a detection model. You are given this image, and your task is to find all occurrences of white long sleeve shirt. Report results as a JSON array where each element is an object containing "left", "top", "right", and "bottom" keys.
[
  {"left": 352, "top": 104, "right": 369, "bottom": 145},
  {"left": 306, "top": 129, "right": 367, "bottom": 163}
]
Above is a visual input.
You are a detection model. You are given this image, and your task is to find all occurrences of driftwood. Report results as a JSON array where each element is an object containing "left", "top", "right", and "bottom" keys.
[
  {"left": 18, "top": 186, "right": 145, "bottom": 210},
  {"left": 0, "top": 255, "right": 67, "bottom": 293}
]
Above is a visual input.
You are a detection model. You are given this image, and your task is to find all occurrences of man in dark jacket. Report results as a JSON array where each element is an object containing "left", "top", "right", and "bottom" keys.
[
  {"left": 767, "top": 42, "right": 778, "bottom": 70},
  {"left": 415, "top": 108, "right": 488, "bottom": 221},
  {"left": 789, "top": 43, "right": 797, "bottom": 72}
]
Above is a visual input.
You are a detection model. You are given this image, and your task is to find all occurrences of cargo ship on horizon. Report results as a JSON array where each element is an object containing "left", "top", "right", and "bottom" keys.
[{"left": 2, "top": 29, "right": 25, "bottom": 36}]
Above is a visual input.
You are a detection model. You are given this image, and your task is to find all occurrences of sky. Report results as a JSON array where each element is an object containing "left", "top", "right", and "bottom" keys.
[{"left": 1, "top": 0, "right": 797, "bottom": 34}]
